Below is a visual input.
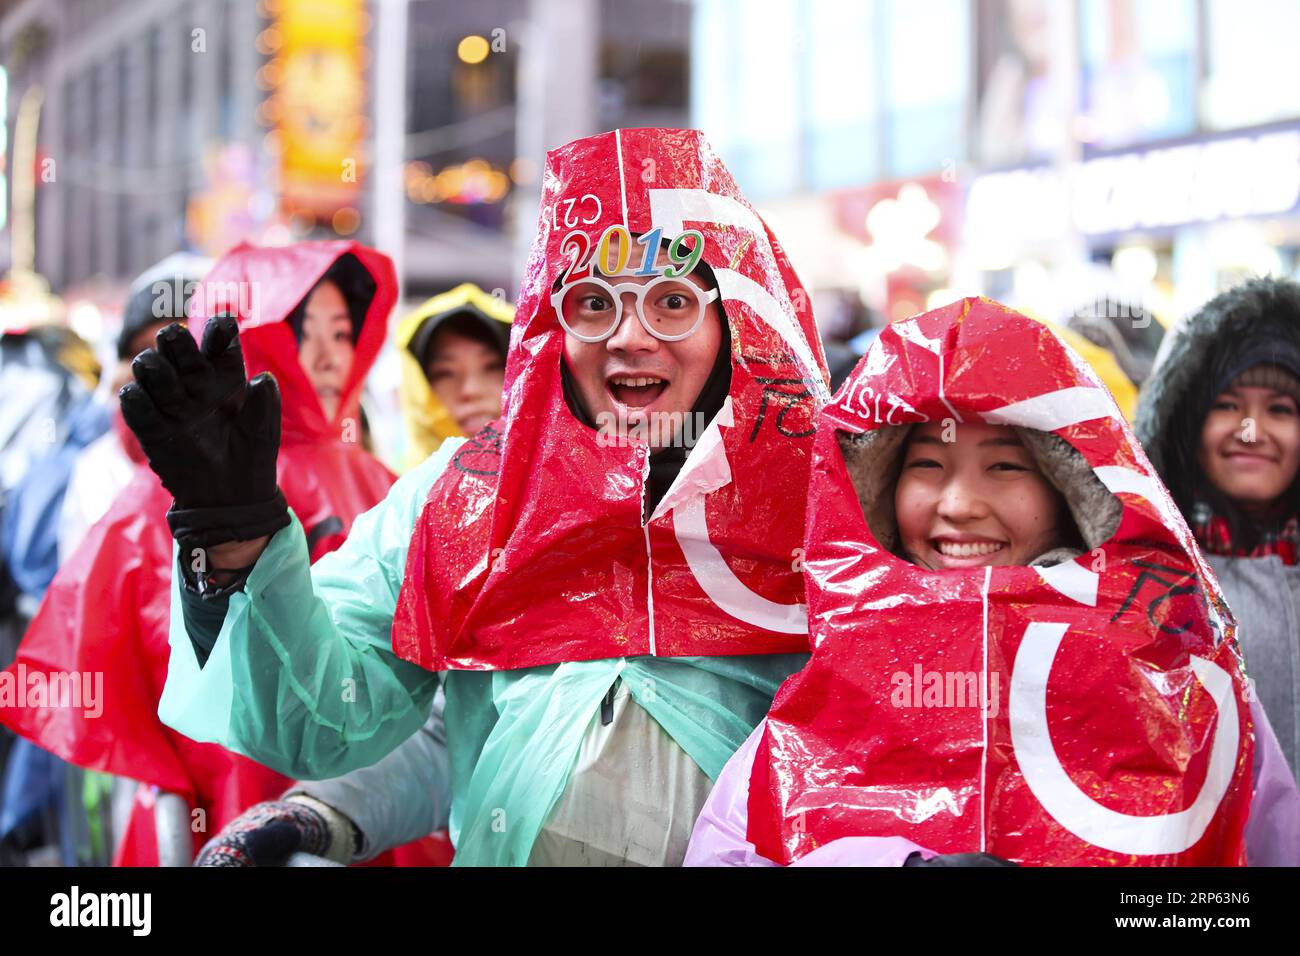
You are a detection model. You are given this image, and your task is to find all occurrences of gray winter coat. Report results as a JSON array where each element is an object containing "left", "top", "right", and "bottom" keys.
[{"left": 1206, "top": 555, "right": 1300, "bottom": 782}]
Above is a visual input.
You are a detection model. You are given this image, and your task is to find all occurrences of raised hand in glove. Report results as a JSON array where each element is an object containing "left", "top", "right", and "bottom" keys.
[
  {"left": 904, "top": 851, "right": 1018, "bottom": 867},
  {"left": 194, "top": 796, "right": 357, "bottom": 867},
  {"left": 119, "top": 315, "right": 289, "bottom": 551}
]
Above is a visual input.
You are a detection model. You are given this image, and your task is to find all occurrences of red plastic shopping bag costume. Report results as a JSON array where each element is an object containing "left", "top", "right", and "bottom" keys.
[
  {"left": 746, "top": 298, "right": 1254, "bottom": 866},
  {"left": 0, "top": 241, "right": 399, "bottom": 864},
  {"left": 394, "top": 128, "right": 830, "bottom": 670}
]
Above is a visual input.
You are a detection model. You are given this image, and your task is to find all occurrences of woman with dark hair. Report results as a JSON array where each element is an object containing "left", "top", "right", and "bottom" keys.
[
  {"left": 1137, "top": 276, "right": 1300, "bottom": 784},
  {"left": 283, "top": 253, "right": 376, "bottom": 424}
]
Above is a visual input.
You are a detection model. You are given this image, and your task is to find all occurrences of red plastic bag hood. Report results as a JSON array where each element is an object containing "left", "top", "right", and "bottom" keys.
[
  {"left": 393, "top": 128, "right": 830, "bottom": 670},
  {"left": 189, "top": 240, "right": 396, "bottom": 442},
  {"left": 747, "top": 297, "right": 1254, "bottom": 866}
]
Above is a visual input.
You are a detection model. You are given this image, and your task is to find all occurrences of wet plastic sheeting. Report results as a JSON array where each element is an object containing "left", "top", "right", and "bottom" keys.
[{"left": 747, "top": 298, "right": 1254, "bottom": 866}]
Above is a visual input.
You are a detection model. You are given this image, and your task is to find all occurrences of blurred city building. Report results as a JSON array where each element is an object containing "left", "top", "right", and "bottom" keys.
[
  {"left": 692, "top": 0, "right": 1300, "bottom": 370},
  {"left": 0, "top": 0, "right": 690, "bottom": 340},
  {"left": 1, "top": 0, "right": 275, "bottom": 341},
  {"left": 5, "top": 0, "right": 1300, "bottom": 372},
  {"left": 403, "top": 0, "right": 690, "bottom": 301}
]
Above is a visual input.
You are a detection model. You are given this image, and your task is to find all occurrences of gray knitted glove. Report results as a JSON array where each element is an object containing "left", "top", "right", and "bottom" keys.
[{"left": 194, "top": 795, "right": 357, "bottom": 867}]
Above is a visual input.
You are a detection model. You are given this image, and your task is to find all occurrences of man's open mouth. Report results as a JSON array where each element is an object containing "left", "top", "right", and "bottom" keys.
[{"left": 607, "top": 374, "right": 669, "bottom": 409}]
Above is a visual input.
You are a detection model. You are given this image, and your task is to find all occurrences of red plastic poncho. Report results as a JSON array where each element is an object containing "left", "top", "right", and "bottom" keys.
[
  {"left": 0, "top": 241, "right": 400, "bottom": 864},
  {"left": 746, "top": 298, "right": 1254, "bottom": 866},
  {"left": 393, "top": 128, "right": 830, "bottom": 671}
]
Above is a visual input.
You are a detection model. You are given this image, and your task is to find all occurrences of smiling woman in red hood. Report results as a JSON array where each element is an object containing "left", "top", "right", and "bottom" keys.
[
  {"left": 0, "top": 240, "right": 401, "bottom": 864},
  {"left": 684, "top": 298, "right": 1295, "bottom": 867}
]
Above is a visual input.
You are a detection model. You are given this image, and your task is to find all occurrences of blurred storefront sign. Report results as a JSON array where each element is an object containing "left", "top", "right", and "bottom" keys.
[
  {"left": 264, "top": 0, "right": 368, "bottom": 224},
  {"left": 404, "top": 159, "right": 511, "bottom": 207},
  {"left": 835, "top": 174, "right": 964, "bottom": 269},
  {"left": 835, "top": 175, "right": 963, "bottom": 245},
  {"left": 186, "top": 144, "right": 281, "bottom": 258},
  {"left": 974, "top": 0, "right": 1200, "bottom": 166},
  {"left": 836, "top": 174, "right": 964, "bottom": 322},
  {"left": 966, "top": 123, "right": 1300, "bottom": 246},
  {"left": 761, "top": 174, "right": 964, "bottom": 329}
]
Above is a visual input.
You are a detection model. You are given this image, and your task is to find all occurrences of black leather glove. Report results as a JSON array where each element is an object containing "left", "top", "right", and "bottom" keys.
[
  {"left": 119, "top": 315, "right": 289, "bottom": 549},
  {"left": 194, "top": 797, "right": 356, "bottom": 867},
  {"left": 904, "top": 851, "right": 1018, "bottom": 867}
]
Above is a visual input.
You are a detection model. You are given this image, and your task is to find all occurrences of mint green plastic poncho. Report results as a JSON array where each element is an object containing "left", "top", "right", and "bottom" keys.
[{"left": 159, "top": 439, "right": 806, "bottom": 865}]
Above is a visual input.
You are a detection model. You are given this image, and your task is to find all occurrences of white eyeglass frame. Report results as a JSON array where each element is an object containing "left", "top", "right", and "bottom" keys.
[{"left": 551, "top": 273, "right": 720, "bottom": 344}]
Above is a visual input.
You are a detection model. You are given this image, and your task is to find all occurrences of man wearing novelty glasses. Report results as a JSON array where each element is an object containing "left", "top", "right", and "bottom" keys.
[
  {"left": 119, "top": 183, "right": 790, "bottom": 868},
  {"left": 119, "top": 128, "right": 821, "bottom": 866},
  {"left": 556, "top": 236, "right": 734, "bottom": 517},
  {"left": 556, "top": 242, "right": 723, "bottom": 416}
]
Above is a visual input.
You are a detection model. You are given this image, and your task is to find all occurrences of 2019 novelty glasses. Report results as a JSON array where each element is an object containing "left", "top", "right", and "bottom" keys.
[{"left": 552, "top": 225, "right": 718, "bottom": 343}]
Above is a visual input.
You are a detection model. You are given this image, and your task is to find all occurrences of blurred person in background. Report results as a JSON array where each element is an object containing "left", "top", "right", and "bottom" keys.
[
  {"left": 58, "top": 256, "right": 210, "bottom": 559},
  {"left": 814, "top": 289, "right": 876, "bottom": 393},
  {"left": 1138, "top": 277, "right": 1300, "bottom": 787},
  {"left": 0, "top": 321, "right": 100, "bottom": 866},
  {"left": 1065, "top": 297, "right": 1166, "bottom": 391},
  {"left": 0, "top": 242, "right": 407, "bottom": 866},
  {"left": 0, "top": 324, "right": 101, "bottom": 611},
  {"left": 393, "top": 283, "right": 512, "bottom": 470},
  {"left": 0, "top": 258, "right": 204, "bottom": 867}
]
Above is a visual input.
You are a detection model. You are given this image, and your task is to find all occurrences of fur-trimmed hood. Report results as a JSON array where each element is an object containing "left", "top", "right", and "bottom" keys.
[
  {"left": 1136, "top": 276, "right": 1300, "bottom": 476},
  {"left": 838, "top": 421, "right": 1122, "bottom": 567}
]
